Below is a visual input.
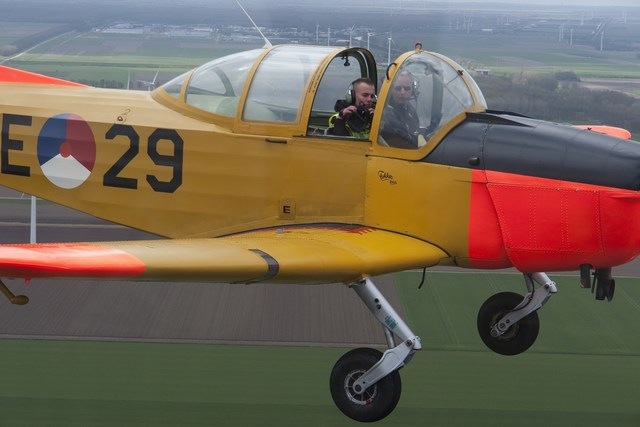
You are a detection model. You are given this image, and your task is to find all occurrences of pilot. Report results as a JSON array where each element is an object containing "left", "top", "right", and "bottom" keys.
[
  {"left": 380, "top": 71, "right": 420, "bottom": 149},
  {"left": 327, "top": 77, "right": 376, "bottom": 139}
]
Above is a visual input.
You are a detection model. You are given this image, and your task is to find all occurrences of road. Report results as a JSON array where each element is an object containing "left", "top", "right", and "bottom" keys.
[{"left": 0, "top": 30, "right": 80, "bottom": 65}]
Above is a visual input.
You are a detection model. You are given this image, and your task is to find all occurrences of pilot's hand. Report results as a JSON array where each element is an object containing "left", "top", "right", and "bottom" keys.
[{"left": 339, "top": 105, "right": 357, "bottom": 118}]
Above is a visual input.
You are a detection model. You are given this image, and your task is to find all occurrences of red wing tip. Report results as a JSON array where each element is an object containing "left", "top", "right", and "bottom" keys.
[
  {"left": 0, "top": 243, "right": 145, "bottom": 278},
  {"left": 0, "top": 65, "right": 85, "bottom": 86}
]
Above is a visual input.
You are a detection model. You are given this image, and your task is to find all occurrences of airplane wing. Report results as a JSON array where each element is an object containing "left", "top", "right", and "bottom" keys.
[{"left": 0, "top": 225, "right": 448, "bottom": 285}]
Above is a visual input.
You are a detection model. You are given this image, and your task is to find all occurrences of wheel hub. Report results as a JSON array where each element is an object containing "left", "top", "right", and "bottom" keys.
[
  {"left": 489, "top": 310, "right": 519, "bottom": 340},
  {"left": 344, "top": 369, "right": 377, "bottom": 405}
]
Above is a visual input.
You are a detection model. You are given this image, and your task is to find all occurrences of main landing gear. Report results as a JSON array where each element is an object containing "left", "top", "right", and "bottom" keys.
[
  {"left": 330, "top": 277, "right": 420, "bottom": 422},
  {"left": 477, "top": 272, "right": 557, "bottom": 355}
]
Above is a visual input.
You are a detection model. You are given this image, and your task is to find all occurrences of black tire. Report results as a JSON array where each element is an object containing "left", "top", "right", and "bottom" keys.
[
  {"left": 329, "top": 347, "right": 401, "bottom": 422},
  {"left": 477, "top": 292, "right": 540, "bottom": 356}
]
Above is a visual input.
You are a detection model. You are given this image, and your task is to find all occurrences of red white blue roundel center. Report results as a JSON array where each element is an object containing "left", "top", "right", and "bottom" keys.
[{"left": 37, "top": 114, "right": 96, "bottom": 189}]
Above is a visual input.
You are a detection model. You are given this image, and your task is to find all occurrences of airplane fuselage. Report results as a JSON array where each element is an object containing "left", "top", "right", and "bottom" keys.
[
  {"left": 3, "top": 45, "right": 640, "bottom": 278},
  {"left": 0, "top": 83, "right": 471, "bottom": 259},
  {"left": 3, "top": 84, "right": 640, "bottom": 275}
]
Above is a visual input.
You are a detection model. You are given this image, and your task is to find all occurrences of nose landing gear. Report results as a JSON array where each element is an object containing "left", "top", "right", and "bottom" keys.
[{"left": 477, "top": 272, "right": 557, "bottom": 355}]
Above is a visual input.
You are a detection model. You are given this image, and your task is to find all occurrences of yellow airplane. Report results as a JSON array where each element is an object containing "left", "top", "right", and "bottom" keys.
[{"left": 1, "top": 42, "right": 640, "bottom": 422}]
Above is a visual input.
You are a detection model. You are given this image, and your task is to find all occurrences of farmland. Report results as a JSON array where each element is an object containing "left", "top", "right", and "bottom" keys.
[
  {"left": 2, "top": 1, "right": 640, "bottom": 90},
  {"left": 0, "top": 271, "right": 639, "bottom": 426}
]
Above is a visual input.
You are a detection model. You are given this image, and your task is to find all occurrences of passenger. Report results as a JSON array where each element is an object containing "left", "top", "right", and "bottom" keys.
[
  {"left": 327, "top": 77, "right": 376, "bottom": 139},
  {"left": 380, "top": 71, "right": 420, "bottom": 149}
]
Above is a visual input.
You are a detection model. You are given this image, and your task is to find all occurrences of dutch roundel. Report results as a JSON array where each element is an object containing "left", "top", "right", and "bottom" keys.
[{"left": 37, "top": 114, "right": 96, "bottom": 189}]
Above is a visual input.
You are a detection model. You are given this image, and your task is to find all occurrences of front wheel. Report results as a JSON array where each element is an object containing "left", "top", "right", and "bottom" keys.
[
  {"left": 477, "top": 292, "right": 540, "bottom": 356},
  {"left": 329, "top": 347, "right": 401, "bottom": 422}
]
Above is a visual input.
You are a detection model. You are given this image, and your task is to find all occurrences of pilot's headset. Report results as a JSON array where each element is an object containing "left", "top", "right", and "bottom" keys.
[{"left": 344, "top": 80, "right": 357, "bottom": 105}]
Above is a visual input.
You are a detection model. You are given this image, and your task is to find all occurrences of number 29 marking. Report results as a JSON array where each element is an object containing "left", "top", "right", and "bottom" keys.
[{"left": 103, "top": 124, "right": 183, "bottom": 193}]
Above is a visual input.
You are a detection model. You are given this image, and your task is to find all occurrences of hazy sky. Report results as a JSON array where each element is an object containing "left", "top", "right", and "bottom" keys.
[
  {"left": 444, "top": 0, "right": 637, "bottom": 5},
  {"left": 435, "top": 0, "right": 635, "bottom": 5},
  {"left": 42, "top": 0, "right": 635, "bottom": 8},
  {"left": 270, "top": 0, "right": 640, "bottom": 7}
]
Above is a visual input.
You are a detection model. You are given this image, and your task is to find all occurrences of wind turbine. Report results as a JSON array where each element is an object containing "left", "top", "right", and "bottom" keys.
[
  {"left": 348, "top": 25, "right": 355, "bottom": 47},
  {"left": 138, "top": 68, "right": 159, "bottom": 91},
  {"left": 366, "top": 30, "right": 382, "bottom": 50}
]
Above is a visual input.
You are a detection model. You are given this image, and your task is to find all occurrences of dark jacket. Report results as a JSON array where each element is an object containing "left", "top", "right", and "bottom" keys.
[{"left": 380, "top": 101, "right": 419, "bottom": 149}]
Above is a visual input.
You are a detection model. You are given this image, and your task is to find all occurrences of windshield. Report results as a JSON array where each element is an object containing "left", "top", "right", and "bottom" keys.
[
  {"left": 160, "top": 49, "right": 264, "bottom": 117},
  {"left": 243, "top": 45, "right": 335, "bottom": 123},
  {"left": 378, "top": 51, "right": 487, "bottom": 149}
]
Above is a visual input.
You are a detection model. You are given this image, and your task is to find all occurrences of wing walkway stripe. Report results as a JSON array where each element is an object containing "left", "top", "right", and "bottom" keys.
[{"left": 247, "top": 249, "right": 280, "bottom": 283}]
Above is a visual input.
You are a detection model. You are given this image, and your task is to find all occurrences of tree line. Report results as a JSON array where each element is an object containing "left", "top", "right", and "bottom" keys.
[{"left": 477, "top": 72, "right": 640, "bottom": 137}]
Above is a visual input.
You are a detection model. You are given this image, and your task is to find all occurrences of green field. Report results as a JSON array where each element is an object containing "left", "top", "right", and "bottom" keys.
[
  {"left": 2, "top": 30, "right": 263, "bottom": 85},
  {"left": 1, "top": 271, "right": 639, "bottom": 426},
  {"left": 0, "top": 22, "right": 59, "bottom": 46}
]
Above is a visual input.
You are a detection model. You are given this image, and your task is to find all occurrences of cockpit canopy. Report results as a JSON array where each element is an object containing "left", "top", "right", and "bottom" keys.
[
  {"left": 377, "top": 50, "right": 487, "bottom": 149},
  {"left": 156, "top": 44, "right": 487, "bottom": 150}
]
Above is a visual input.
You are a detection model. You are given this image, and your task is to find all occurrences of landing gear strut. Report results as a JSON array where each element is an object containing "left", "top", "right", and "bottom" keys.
[
  {"left": 329, "top": 277, "right": 420, "bottom": 422},
  {"left": 477, "top": 272, "right": 556, "bottom": 355}
]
